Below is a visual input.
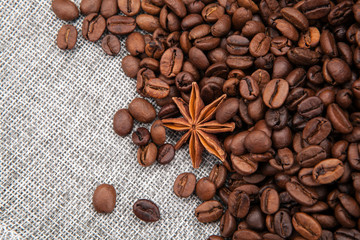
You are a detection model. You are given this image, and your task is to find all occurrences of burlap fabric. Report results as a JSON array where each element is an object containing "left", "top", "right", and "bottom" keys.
[{"left": 0, "top": 1, "right": 221, "bottom": 239}]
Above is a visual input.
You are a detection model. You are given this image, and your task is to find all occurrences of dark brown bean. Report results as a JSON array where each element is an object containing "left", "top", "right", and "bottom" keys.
[
  {"left": 128, "top": 98, "right": 156, "bottom": 123},
  {"left": 52, "top": 0, "right": 79, "bottom": 21},
  {"left": 195, "top": 200, "right": 223, "bottom": 223},
  {"left": 292, "top": 212, "right": 322, "bottom": 240},
  {"left": 173, "top": 173, "right": 196, "bottom": 198},
  {"left": 113, "top": 109, "right": 133, "bottom": 136},
  {"left": 228, "top": 188, "right": 250, "bottom": 218},
  {"left": 313, "top": 159, "right": 344, "bottom": 184},
  {"left": 137, "top": 143, "right": 157, "bottom": 167},
  {"left": 107, "top": 15, "right": 136, "bottom": 35},
  {"left": 101, "top": 34, "right": 120, "bottom": 56},
  {"left": 82, "top": 13, "right": 106, "bottom": 42},
  {"left": 118, "top": 0, "right": 140, "bottom": 16},
  {"left": 133, "top": 199, "right": 160, "bottom": 222},
  {"left": 93, "top": 184, "right": 116, "bottom": 213},
  {"left": 57, "top": 25, "right": 77, "bottom": 50}
]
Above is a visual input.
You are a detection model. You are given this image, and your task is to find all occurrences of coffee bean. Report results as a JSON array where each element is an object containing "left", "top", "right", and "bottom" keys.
[
  {"left": 260, "top": 187, "right": 279, "bottom": 215},
  {"left": 286, "top": 68, "right": 306, "bottom": 89},
  {"left": 292, "top": 212, "right": 322, "bottom": 240},
  {"left": 132, "top": 127, "right": 151, "bottom": 146},
  {"left": 208, "top": 236, "right": 224, "bottom": 240},
  {"left": 52, "top": 0, "right": 79, "bottom": 21},
  {"left": 263, "top": 79, "right": 289, "bottom": 109},
  {"left": 231, "top": 154, "right": 258, "bottom": 175},
  {"left": 313, "top": 159, "right": 344, "bottom": 184},
  {"left": 297, "top": 145, "right": 327, "bottom": 167},
  {"left": 226, "top": 55, "right": 254, "bottom": 69},
  {"left": 239, "top": 76, "right": 260, "bottom": 101},
  {"left": 160, "top": 47, "right": 183, "bottom": 78},
  {"left": 118, "top": 0, "right": 140, "bottom": 16},
  {"left": 128, "top": 98, "right": 156, "bottom": 123},
  {"left": 136, "top": 14, "right": 161, "bottom": 33},
  {"left": 338, "top": 193, "right": 360, "bottom": 218},
  {"left": 189, "top": 47, "right": 209, "bottom": 70},
  {"left": 141, "top": 0, "right": 161, "bottom": 15},
  {"left": 101, "top": 34, "right": 120, "bottom": 56},
  {"left": 173, "top": 172, "right": 196, "bottom": 198},
  {"left": 244, "top": 130, "right": 272, "bottom": 154},
  {"left": 265, "top": 106, "right": 288, "bottom": 130},
  {"left": 57, "top": 25, "right": 77, "bottom": 50},
  {"left": 195, "top": 200, "right": 223, "bottom": 223},
  {"left": 270, "top": 36, "right": 292, "bottom": 56},
  {"left": 126, "top": 33, "right": 145, "bottom": 57},
  {"left": 144, "top": 78, "right": 170, "bottom": 99},
  {"left": 133, "top": 199, "right": 160, "bottom": 222},
  {"left": 326, "top": 58, "right": 352, "bottom": 85},
  {"left": 100, "top": 0, "right": 118, "bottom": 18},
  {"left": 274, "top": 19, "right": 298, "bottom": 42},
  {"left": 226, "top": 35, "right": 249, "bottom": 56},
  {"left": 327, "top": 103, "right": 353, "bottom": 134},
  {"left": 150, "top": 120, "right": 166, "bottom": 146},
  {"left": 209, "top": 164, "right": 227, "bottom": 189},
  {"left": 113, "top": 109, "right": 133, "bottom": 136},
  {"left": 220, "top": 210, "right": 236, "bottom": 238},
  {"left": 228, "top": 188, "right": 250, "bottom": 218},
  {"left": 93, "top": 184, "right": 116, "bottom": 213},
  {"left": 287, "top": 47, "right": 321, "bottom": 66},
  {"left": 249, "top": 33, "right": 271, "bottom": 57},
  {"left": 106, "top": 15, "right": 136, "bottom": 35},
  {"left": 211, "top": 15, "right": 231, "bottom": 37},
  {"left": 335, "top": 228, "right": 360, "bottom": 239},
  {"left": 137, "top": 143, "right": 157, "bottom": 167},
  {"left": 328, "top": 1, "right": 353, "bottom": 26},
  {"left": 274, "top": 210, "right": 293, "bottom": 238},
  {"left": 232, "top": 229, "right": 262, "bottom": 240},
  {"left": 301, "top": 0, "right": 330, "bottom": 20},
  {"left": 82, "top": 13, "right": 106, "bottom": 42},
  {"left": 335, "top": 203, "right": 356, "bottom": 228},
  {"left": 281, "top": 7, "right": 308, "bottom": 31},
  {"left": 285, "top": 177, "right": 318, "bottom": 206},
  {"left": 269, "top": 147, "right": 294, "bottom": 171},
  {"left": 298, "top": 96, "right": 324, "bottom": 119},
  {"left": 196, "top": 177, "right": 216, "bottom": 201},
  {"left": 302, "top": 117, "right": 332, "bottom": 145}
]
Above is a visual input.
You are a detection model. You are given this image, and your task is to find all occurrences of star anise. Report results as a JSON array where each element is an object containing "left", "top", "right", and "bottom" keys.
[{"left": 162, "top": 82, "right": 235, "bottom": 168}]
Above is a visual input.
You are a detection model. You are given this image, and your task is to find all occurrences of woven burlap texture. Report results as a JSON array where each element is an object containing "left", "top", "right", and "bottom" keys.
[{"left": 0, "top": 1, "right": 222, "bottom": 239}]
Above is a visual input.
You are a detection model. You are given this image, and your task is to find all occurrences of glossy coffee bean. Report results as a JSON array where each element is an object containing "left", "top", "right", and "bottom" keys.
[
  {"left": 232, "top": 229, "right": 262, "bottom": 240},
  {"left": 101, "top": 34, "right": 120, "bottom": 56},
  {"left": 93, "top": 184, "right": 116, "bottom": 213},
  {"left": 113, "top": 109, "right": 133, "bottom": 137},
  {"left": 157, "top": 144, "right": 175, "bottom": 165},
  {"left": 132, "top": 127, "right": 151, "bottom": 146},
  {"left": 80, "top": 0, "right": 101, "bottom": 15},
  {"left": 327, "top": 103, "right": 353, "bottom": 134},
  {"left": 173, "top": 172, "right": 196, "bottom": 198},
  {"left": 297, "top": 145, "right": 326, "bottom": 167},
  {"left": 220, "top": 210, "right": 236, "bottom": 238},
  {"left": 263, "top": 79, "right": 289, "bottom": 109},
  {"left": 133, "top": 199, "right": 160, "bottom": 222},
  {"left": 144, "top": 78, "right": 170, "bottom": 99},
  {"left": 244, "top": 130, "right": 272, "bottom": 154},
  {"left": 231, "top": 154, "right": 258, "bottom": 175},
  {"left": 265, "top": 107, "right": 288, "bottom": 130},
  {"left": 136, "top": 14, "right": 160, "bottom": 33},
  {"left": 302, "top": 117, "right": 332, "bottom": 145},
  {"left": 150, "top": 120, "right": 166, "bottom": 146},
  {"left": 57, "top": 25, "right": 77, "bottom": 50},
  {"left": 246, "top": 206, "right": 265, "bottom": 231},
  {"left": 274, "top": 210, "right": 293, "bottom": 238},
  {"left": 228, "top": 187, "right": 250, "bottom": 218},
  {"left": 160, "top": 47, "right": 183, "bottom": 78},
  {"left": 196, "top": 177, "right": 216, "bottom": 201},
  {"left": 286, "top": 177, "right": 318, "bottom": 206},
  {"left": 280, "top": 7, "right": 308, "bottom": 31},
  {"left": 128, "top": 98, "right": 156, "bottom": 123},
  {"left": 82, "top": 13, "right": 106, "bottom": 42},
  {"left": 100, "top": 0, "right": 118, "bottom": 18},
  {"left": 107, "top": 16, "right": 136, "bottom": 35},
  {"left": 195, "top": 200, "right": 223, "bottom": 223},
  {"left": 239, "top": 76, "right": 260, "bottom": 101},
  {"left": 292, "top": 212, "right": 322, "bottom": 240},
  {"left": 313, "top": 159, "right": 344, "bottom": 184},
  {"left": 209, "top": 164, "right": 227, "bottom": 189},
  {"left": 52, "top": 0, "right": 79, "bottom": 21},
  {"left": 298, "top": 96, "right": 324, "bottom": 119},
  {"left": 137, "top": 143, "right": 157, "bottom": 167},
  {"left": 122, "top": 56, "right": 140, "bottom": 78},
  {"left": 215, "top": 98, "right": 239, "bottom": 124},
  {"left": 126, "top": 33, "right": 145, "bottom": 57},
  {"left": 118, "top": 0, "right": 140, "bottom": 16},
  {"left": 260, "top": 187, "right": 280, "bottom": 214}
]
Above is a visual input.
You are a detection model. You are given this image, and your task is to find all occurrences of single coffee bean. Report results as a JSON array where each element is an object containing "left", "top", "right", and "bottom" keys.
[
  {"left": 126, "top": 32, "right": 145, "bottom": 57},
  {"left": 189, "top": 47, "right": 209, "bottom": 70},
  {"left": 211, "top": 15, "right": 231, "bottom": 37},
  {"left": 196, "top": 177, "right": 216, "bottom": 201},
  {"left": 307, "top": 65, "right": 323, "bottom": 85},
  {"left": 249, "top": 33, "right": 271, "bottom": 57},
  {"left": 201, "top": 3, "right": 225, "bottom": 23},
  {"left": 320, "top": 30, "right": 338, "bottom": 57},
  {"left": 173, "top": 172, "right": 196, "bottom": 198},
  {"left": 260, "top": 187, "right": 280, "bottom": 215},
  {"left": 292, "top": 212, "right": 322, "bottom": 240},
  {"left": 80, "top": 0, "right": 101, "bottom": 15},
  {"left": 141, "top": 0, "right": 161, "bottom": 15},
  {"left": 137, "top": 143, "right": 157, "bottom": 167},
  {"left": 215, "top": 98, "right": 239, "bottom": 124},
  {"left": 338, "top": 193, "right": 360, "bottom": 218},
  {"left": 220, "top": 210, "right": 236, "bottom": 238},
  {"left": 298, "top": 96, "right": 324, "bottom": 119},
  {"left": 52, "top": 0, "right": 79, "bottom": 21},
  {"left": 326, "top": 58, "right": 352, "bottom": 84},
  {"left": 160, "top": 47, "right": 184, "bottom": 78},
  {"left": 274, "top": 19, "right": 299, "bottom": 41},
  {"left": 335, "top": 203, "right": 356, "bottom": 228},
  {"left": 57, "top": 25, "right": 77, "bottom": 50},
  {"left": 263, "top": 79, "right": 289, "bottom": 109},
  {"left": 302, "top": 117, "right": 332, "bottom": 145},
  {"left": 175, "top": 71, "right": 195, "bottom": 93},
  {"left": 93, "top": 184, "right": 116, "bottom": 213},
  {"left": 158, "top": 103, "right": 180, "bottom": 119},
  {"left": 230, "top": 131, "right": 249, "bottom": 156},
  {"left": 226, "top": 55, "right": 254, "bottom": 69},
  {"left": 328, "top": 1, "right": 353, "bottom": 26},
  {"left": 107, "top": 15, "right": 136, "bottom": 35},
  {"left": 244, "top": 130, "right": 272, "bottom": 153},
  {"left": 265, "top": 107, "right": 288, "bottom": 130},
  {"left": 280, "top": 7, "right": 308, "bottom": 31},
  {"left": 150, "top": 120, "right": 166, "bottom": 146},
  {"left": 164, "top": 0, "right": 187, "bottom": 18},
  {"left": 226, "top": 35, "right": 249, "bottom": 56},
  {"left": 269, "top": 147, "right": 294, "bottom": 171},
  {"left": 136, "top": 14, "right": 160, "bottom": 33},
  {"left": 195, "top": 200, "right": 223, "bottom": 223},
  {"left": 286, "top": 68, "right": 306, "bottom": 89},
  {"left": 313, "top": 159, "right": 344, "bottom": 184},
  {"left": 270, "top": 36, "right": 292, "bottom": 56},
  {"left": 157, "top": 144, "right": 175, "bottom": 165},
  {"left": 128, "top": 98, "right": 156, "bottom": 123},
  {"left": 133, "top": 199, "right": 160, "bottom": 222},
  {"left": 274, "top": 210, "right": 293, "bottom": 238},
  {"left": 113, "top": 109, "right": 133, "bottom": 137},
  {"left": 239, "top": 76, "right": 260, "bottom": 101},
  {"left": 300, "top": 201, "right": 328, "bottom": 213},
  {"left": 246, "top": 206, "right": 265, "bottom": 231},
  {"left": 228, "top": 187, "right": 250, "bottom": 218},
  {"left": 297, "top": 145, "right": 326, "bottom": 167},
  {"left": 287, "top": 47, "right": 321, "bottom": 66},
  {"left": 118, "top": 0, "right": 140, "bottom": 16},
  {"left": 132, "top": 127, "right": 151, "bottom": 146},
  {"left": 326, "top": 103, "right": 353, "bottom": 134},
  {"left": 272, "top": 127, "right": 292, "bottom": 149},
  {"left": 272, "top": 56, "right": 293, "bottom": 79},
  {"left": 100, "top": 0, "right": 118, "bottom": 18},
  {"left": 232, "top": 229, "right": 262, "bottom": 240},
  {"left": 122, "top": 56, "right": 140, "bottom": 78},
  {"left": 144, "top": 78, "right": 170, "bottom": 99},
  {"left": 301, "top": 0, "right": 330, "bottom": 20},
  {"left": 348, "top": 143, "right": 360, "bottom": 171},
  {"left": 231, "top": 154, "right": 258, "bottom": 175},
  {"left": 285, "top": 177, "right": 318, "bottom": 206},
  {"left": 209, "top": 164, "right": 227, "bottom": 189},
  {"left": 101, "top": 34, "right": 120, "bottom": 56},
  {"left": 207, "top": 236, "right": 224, "bottom": 240},
  {"left": 82, "top": 13, "right": 106, "bottom": 42}
]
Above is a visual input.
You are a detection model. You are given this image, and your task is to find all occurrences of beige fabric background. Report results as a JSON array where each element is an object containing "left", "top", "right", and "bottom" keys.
[{"left": 0, "top": 1, "right": 221, "bottom": 239}]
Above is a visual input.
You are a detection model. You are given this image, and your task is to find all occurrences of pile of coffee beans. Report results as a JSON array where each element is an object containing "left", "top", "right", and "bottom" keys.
[{"left": 52, "top": 0, "right": 360, "bottom": 238}]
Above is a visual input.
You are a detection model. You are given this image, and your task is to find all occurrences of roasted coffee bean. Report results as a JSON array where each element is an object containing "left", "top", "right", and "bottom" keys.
[
  {"left": 101, "top": 34, "right": 120, "bottom": 56},
  {"left": 239, "top": 76, "right": 260, "bottom": 101},
  {"left": 52, "top": 0, "right": 79, "bottom": 21},
  {"left": 280, "top": 7, "right": 308, "bottom": 31},
  {"left": 137, "top": 142, "right": 157, "bottom": 167},
  {"left": 126, "top": 32, "right": 145, "bottom": 56},
  {"left": 320, "top": 30, "right": 338, "bottom": 58},
  {"left": 107, "top": 15, "right": 136, "bottom": 35},
  {"left": 274, "top": 19, "right": 299, "bottom": 42},
  {"left": 246, "top": 206, "right": 265, "bottom": 231},
  {"left": 93, "top": 184, "right": 116, "bottom": 213},
  {"left": 133, "top": 199, "right": 160, "bottom": 222},
  {"left": 270, "top": 36, "right": 292, "bottom": 56},
  {"left": 272, "top": 127, "right": 292, "bottom": 149},
  {"left": 211, "top": 15, "right": 231, "bottom": 37},
  {"left": 144, "top": 78, "right": 170, "bottom": 99},
  {"left": 313, "top": 159, "right": 344, "bottom": 184},
  {"left": 164, "top": 0, "right": 186, "bottom": 18},
  {"left": 136, "top": 14, "right": 160, "bottom": 33},
  {"left": 57, "top": 25, "right": 77, "bottom": 50},
  {"left": 160, "top": 47, "right": 183, "bottom": 78},
  {"left": 242, "top": 20, "right": 265, "bottom": 38},
  {"left": 287, "top": 47, "right": 321, "bottom": 66},
  {"left": 299, "top": 27, "right": 321, "bottom": 49},
  {"left": 150, "top": 120, "right": 166, "bottom": 146},
  {"left": 265, "top": 106, "right": 288, "bottom": 130},
  {"left": 128, "top": 98, "right": 156, "bottom": 123},
  {"left": 137, "top": 68, "right": 156, "bottom": 96},
  {"left": 232, "top": 229, "right": 262, "bottom": 240},
  {"left": 82, "top": 13, "right": 106, "bottom": 42},
  {"left": 215, "top": 98, "right": 239, "bottom": 124},
  {"left": 286, "top": 68, "right": 306, "bottom": 89},
  {"left": 260, "top": 187, "right": 280, "bottom": 214},
  {"left": 189, "top": 47, "right": 209, "bottom": 70},
  {"left": 348, "top": 143, "right": 360, "bottom": 171},
  {"left": 175, "top": 72, "right": 194, "bottom": 93},
  {"left": 230, "top": 131, "right": 248, "bottom": 156},
  {"left": 158, "top": 103, "right": 180, "bottom": 119},
  {"left": 157, "top": 144, "right": 175, "bottom": 165},
  {"left": 173, "top": 173, "right": 196, "bottom": 198},
  {"left": 113, "top": 109, "right": 133, "bottom": 136},
  {"left": 297, "top": 145, "right": 326, "bottom": 167},
  {"left": 220, "top": 210, "right": 236, "bottom": 238},
  {"left": 335, "top": 204, "right": 356, "bottom": 228},
  {"left": 292, "top": 212, "right": 322, "bottom": 240},
  {"left": 326, "top": 58, "right": 352, "bottom": 85},
  {"left": 228, "top": 188, "right": 250, "bottom": 218},
  {"left": 132, "top": 127, "right": 151, "bottom": 146},
  {"left": 207, "top": 236, "right": 224, "bottom": 240},
  {"left": 202, "top": 3, "right": 225, "bottom": 23},
  {"left": 286, "top": 177, "right": 318, "bottom": 206},
  {"left": 248, "top": 33, "right": 271, "bottom": 57},
  {"left": 122, "top": 56, "right": 140, "bottom": 78},
  {"left": 118, "top": 0, "right": 140, "bottom": 16},
  {"left": 80, "top": 0, "right": 101, "bottom": 15},
  {"left": 100, "top": 0, "right": 118, "bottom": 18},
  {"left": 226, "top": 55, "right": 254, "bottom": 69},
  {"left": 328, "top": 1, "right": 353, "bottom": 26},
  {"left": 232, "top": 7, "right": 252, "bottom": 29},
  {"left": 274, "top": 210, "right": 293, "bottom": 238},
  {"left": 263, "top": 79, "right": 289, "bottom": 109},
  {"left": 326, "top": 103, "right": 353, "bottom": 134},
  {"left": 209, "top": 164, "right": 227, "bottom": 189},
  {"left": 302, "top": 117, "right": 332, "bottom": 145},
  {"left": 338, "top": 193, "right": 360, "bottom": 218},
  {"left": 334, "top": 228, "right": 360, "bottom": 239},
  {"left": 272, "top": 56, "right": 293, "bottom": 79},
  {"left": 269, "top": 148, "right": 294, "bottom": 171},
  {"left": 231, "top": 154, "right": 258, "bottom": 175},
  {"left": 196, "top": 177, "right": 216, "bottom": 201},
  {"left": 336, "top": 89, "right": 352, "bottom": 109},
  {"left": 195, "top": 200, "right": 223, "bottom": 223},
  {"left": 140, "top": 58, "right": 159, "bottom": 72},
  {"left": 244, "top": 130, "right": 272, "bottom": 154},
  {"left": 298, "top": 96, "right": 324, "bottom": 119},
  {"left": 301, "top": 0, "right": 330, "bottom": 20}
]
